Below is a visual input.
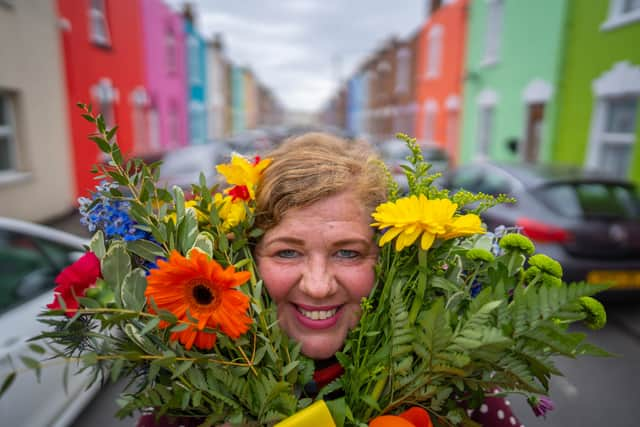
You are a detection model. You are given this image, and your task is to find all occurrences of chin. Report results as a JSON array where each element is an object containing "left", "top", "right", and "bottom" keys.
[{"left": 301, "top": 341, "right": 341, "bottom": 360}]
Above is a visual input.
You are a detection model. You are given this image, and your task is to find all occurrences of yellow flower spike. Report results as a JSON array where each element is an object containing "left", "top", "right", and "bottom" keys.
[
  {"left": 371, "top": 195, "right": 485, "bottom": 251},
  {"left": 216, "top": 154, "right": 272, "bottom": 199}
]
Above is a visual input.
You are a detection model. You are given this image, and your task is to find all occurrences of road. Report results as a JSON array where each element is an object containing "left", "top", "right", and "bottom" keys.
[{"left": 54, "top": 214, "right": 640, "bottom": 427}]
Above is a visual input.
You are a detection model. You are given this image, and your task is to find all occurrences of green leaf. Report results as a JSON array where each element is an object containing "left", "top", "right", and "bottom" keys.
[
  {"left": 101, "top": 242, "right": 132, "bottom": 308},
  {"left": 111, "top": 358, "right": 124, "bottom": 382},
  {"left": 140, "top": 317, "right": 160, "bottom": 336},
  {"left": 172, "top": 360, "right": 194, "bottom": 379},
  {"left": 89, "top": 135, "right": 111, "bottom": 153},
  {"left": 28, "top": 344, "right": 46, "bottom": 355},
  {"left": 173, "top": 185, "right": 185, "bottom": 221},
  {"left": 178, "top": 208, "right": 198, "bottom": 254},
  {"left": 190, "top": 232, "right": 215, "bottom": 258},
  {"left": 120, "top": 268, "right": 147, "bottom": 312},
  {"left": 20, "top": 356, "right": 42, "bottom": 381},
  {"left": 0, "top": 373, "right": 16, "bottom": 398},
  {"left": 127, "top": 240, "right": 166, "bottom": 263},
  {"left": 89, "top": 231, "right": 106, "bottom": 259}
]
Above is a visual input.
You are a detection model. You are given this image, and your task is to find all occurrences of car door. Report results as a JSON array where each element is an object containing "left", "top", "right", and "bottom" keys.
[{"left": 0, "top": 229, "right": 94, "bottom": 427}]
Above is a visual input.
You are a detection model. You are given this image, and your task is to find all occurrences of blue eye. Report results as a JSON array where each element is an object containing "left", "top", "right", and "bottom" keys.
[
  {"left": 276, "top": 249, "right": 299, "bottom": 259},
  {"left": 336, "top": 249, "right": 359, "bottom": 259}
]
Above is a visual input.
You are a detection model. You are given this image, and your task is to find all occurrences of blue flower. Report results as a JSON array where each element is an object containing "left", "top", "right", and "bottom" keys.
[{"left": 78, "top": 183, "right": 151, "bottom": 242}]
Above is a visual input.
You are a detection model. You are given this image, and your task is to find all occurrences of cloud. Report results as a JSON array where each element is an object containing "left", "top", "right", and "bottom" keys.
[{"left": 164, "top": 0, "right": 424, "bottom": 112}]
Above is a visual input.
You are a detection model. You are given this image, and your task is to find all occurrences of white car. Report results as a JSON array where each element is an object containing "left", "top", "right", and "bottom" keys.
[{"left": 0, "top": 217, "right": 100, "bottom": 427}]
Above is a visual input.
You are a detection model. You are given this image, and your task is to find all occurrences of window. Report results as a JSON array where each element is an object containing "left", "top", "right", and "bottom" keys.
[
  {"left": 395, "top": 48, "right": 410, "bottom": 93},
  {"left": 538, "top": 183, "right": 640, "bottom": 220},
  {"left": 0, "top": 93, "right": 17, "bottom": 175},
  {"left": 599, "top": 97, "right": 637, "bottom": 177},
  {"left": 166, "top": 25, "right": 177, "bottom": 75},
  {"left": 586, "top": 61, "right": 640, "bottom": 178},
  {"left": 482, "top": 0, "right": 503, "bottom": 66},
  {"left": 602, "top": 0, "right": 640, "bottom": 30},
  {"left": 168, "top": 100, "right": 180, "bottom": 148},
  {"left": 188, "top": 36, "right": 201, "bottom": 83},
  {"left": 426, "top": 25, "right": 443, "bottom": 79},
  {"left": 89, "top": 0, "right": 111, "bottom": 47},
  {"left": 130, "top": 87, "right": 149, "bottom": 153},
  {"left": 477, "top": 106, "right": 494, "bottom": 157}
]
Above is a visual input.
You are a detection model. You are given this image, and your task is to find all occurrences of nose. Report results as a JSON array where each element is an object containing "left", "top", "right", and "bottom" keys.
[{"left": 299, "top": 254, "right": 337, "bottom": 299}]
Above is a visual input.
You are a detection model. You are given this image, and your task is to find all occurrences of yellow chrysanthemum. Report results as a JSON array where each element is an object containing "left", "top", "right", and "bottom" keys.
[
  {"left": 371, "top": 195, "right": 484, "bottom": 251},
  {"left": 216, "top": 154, "right": 272, "bottom": 199},
  {"left": 213, "top": 193, "right": 248, "bottom": 231}
]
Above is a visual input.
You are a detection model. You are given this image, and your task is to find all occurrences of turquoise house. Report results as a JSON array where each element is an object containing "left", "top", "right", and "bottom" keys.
[
  {"left": 231, "top": 65, "right": 246, "bottom": 134},
  {"left": 459, "top": 0, "right": 569, "bottom": 164},
  {"left": 184, "top": 16, "right": 207, "bottom": 145},
  {"left": 552, "top": 1, "right": 640, "bottom": 184}
]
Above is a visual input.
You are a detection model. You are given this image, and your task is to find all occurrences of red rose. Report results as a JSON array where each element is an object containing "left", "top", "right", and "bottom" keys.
[{"left": 47, "top": 252, "right": 101, "bottom": 317}]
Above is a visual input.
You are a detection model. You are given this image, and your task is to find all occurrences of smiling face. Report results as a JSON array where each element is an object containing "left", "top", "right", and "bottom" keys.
[{"left": 255, "top": 191, "right": 378, "bottom": 359}]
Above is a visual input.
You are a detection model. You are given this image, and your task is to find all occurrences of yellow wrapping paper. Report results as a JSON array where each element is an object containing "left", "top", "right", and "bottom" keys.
[{"left": 274, "top": 400, "right": 336, "bottom": 427}]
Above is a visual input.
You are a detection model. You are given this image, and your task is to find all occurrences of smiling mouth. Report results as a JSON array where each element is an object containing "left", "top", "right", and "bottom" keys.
[{"left": 296, "top": 306, "right": 340, "bottom": 320}]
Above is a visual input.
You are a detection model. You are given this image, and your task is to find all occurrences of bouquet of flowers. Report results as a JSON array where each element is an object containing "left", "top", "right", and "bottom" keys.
[{"left": 0, "top": 107, "right": 610, "bottom": 427}]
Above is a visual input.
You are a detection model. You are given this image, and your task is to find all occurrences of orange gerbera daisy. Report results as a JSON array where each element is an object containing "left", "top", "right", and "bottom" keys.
[{"left": 145, "top": 249, "right": 252, "bottom": 350}]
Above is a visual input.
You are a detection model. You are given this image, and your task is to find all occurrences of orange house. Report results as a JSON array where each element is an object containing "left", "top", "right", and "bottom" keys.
[{"left": 414, "top": 0, "right": 468, "bottom": 165}]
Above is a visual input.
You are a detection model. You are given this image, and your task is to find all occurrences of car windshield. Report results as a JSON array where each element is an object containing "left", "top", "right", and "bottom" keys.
[{"left": 537, "top": 182, "right": 640, "bottom": 219}]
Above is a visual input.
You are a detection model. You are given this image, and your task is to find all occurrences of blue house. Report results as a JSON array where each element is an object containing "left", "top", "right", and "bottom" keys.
[{"left": 184, "top": 9, "right": 207, "bottom": 145}]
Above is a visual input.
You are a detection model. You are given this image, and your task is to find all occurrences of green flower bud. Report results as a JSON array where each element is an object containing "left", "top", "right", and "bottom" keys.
[
  {"left": 466, "top": 248, "right": 495, "bottom": 263},
  {"left": 499, "top": 234, "right": 535, "bottom": 256},
  {"left": 528, "top": 254, "right": 563, "bottom": 278},
  {"left": 524, "top": 266, "right": 562, "bottom": 287},
  {"left": 579, "top": 296, "right": 607, "bottom": 330}
]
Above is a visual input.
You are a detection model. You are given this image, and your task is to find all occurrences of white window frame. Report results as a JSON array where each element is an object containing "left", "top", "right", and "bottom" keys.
[
  {"left": 423, "top": 99, "right": 439, "bottom": 144},
  {"left": 425, "top": 25, "right": 443, "bottom": 79},
  {"left": 481, "top": 0, "right": 503, "bottom": 67},
  {"left": 445, "top": 94, "right": 460, "bottom": 155},
  {"left": 88, "top": 0, "right": 111, "bottom": 47},
  {"left": 476, "top": 89, "right": 499, "bottom": 157},
  {"left": 601, "top": 0, "right": 640, "bottom": 31},
  {"left": 586, "top": 61, "right": 640, "bottom": 178},
  {"left": 395, "top": 48, "right": 410, "bottom": 94}
]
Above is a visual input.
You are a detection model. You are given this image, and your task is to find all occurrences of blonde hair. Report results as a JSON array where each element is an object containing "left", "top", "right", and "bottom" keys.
[{"left": 255, "top": 132, "right": 388, "bottom": 231}]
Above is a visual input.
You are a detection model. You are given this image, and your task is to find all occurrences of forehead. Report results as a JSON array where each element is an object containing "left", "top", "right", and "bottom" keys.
[{"left": 265, "top": 192, "right": 374, "bottom": 241}]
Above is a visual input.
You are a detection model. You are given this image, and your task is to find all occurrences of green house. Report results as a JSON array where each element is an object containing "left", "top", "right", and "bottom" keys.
[
  {"left": 552, "top": 0, "right": 640, "bottom": 184},
  {"left": 459, "top": 0, "right": 569, "bottom": 164}
]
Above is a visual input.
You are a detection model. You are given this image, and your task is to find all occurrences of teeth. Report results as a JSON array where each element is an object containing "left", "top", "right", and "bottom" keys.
[{"left": 298, "top": 307, "right": 338, "bottom": 320}]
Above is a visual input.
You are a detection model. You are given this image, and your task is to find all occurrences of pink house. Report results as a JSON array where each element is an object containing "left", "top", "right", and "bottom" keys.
[{"left": 139, "top": 0, "right": 189, "bottom": 154}]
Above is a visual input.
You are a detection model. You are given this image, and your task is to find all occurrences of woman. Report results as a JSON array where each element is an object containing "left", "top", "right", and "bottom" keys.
[{"left": 139, "top": 133, "right": 520, "bottom": 427}]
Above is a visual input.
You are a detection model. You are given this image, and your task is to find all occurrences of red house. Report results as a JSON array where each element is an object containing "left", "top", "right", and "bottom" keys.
[
  {"left": 414, "top": 0, "right": 469, "bottom": 165},
  {"left": 58, "top": 0, "right": 146, "bottom": 199}
]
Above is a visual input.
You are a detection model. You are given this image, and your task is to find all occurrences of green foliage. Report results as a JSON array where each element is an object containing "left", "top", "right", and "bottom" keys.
[{"left": 333, "top": 134, "right": 612, "bottom": 426}]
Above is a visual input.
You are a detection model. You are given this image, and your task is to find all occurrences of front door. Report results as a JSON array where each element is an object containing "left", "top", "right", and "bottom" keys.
[{"left": 524, "top": 103, "right": 544, "bottom": 162}]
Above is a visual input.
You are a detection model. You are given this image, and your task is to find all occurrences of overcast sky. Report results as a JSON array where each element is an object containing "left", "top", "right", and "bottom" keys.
[{"left": 165, "top": 0, "right": 425, "bottom": 113}]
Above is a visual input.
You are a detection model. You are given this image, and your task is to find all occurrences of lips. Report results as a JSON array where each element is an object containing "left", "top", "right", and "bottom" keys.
[{"left": 293, "top": 304, "right": 343, "bottom": 329}]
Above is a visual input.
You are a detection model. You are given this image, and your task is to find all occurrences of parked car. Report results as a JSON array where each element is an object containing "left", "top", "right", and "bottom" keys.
[
  {"left": 157, "top": 141, "right": 232, "bottom": 192},
  {"left": 440, "top": 162, "right": 640, "bottom": 291},
  {"left": 0, "top": 217, "right": 100, "bottom": 427},
  {"left": 377, "top": 138, "right": 450, "bottom": 193}
]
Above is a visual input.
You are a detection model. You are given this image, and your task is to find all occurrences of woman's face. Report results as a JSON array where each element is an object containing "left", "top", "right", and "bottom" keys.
[{"left": 255, "top": 191, "right": 378, "bottom": 359}]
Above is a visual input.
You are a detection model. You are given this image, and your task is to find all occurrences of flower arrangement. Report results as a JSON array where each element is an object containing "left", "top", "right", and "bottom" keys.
[{"left": 0, "top": 107, "right": 610, "bottom": 427}]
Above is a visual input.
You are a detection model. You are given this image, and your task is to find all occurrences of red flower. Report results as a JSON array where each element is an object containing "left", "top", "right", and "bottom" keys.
[
  {"left": 47, "top": 252, "right": 101, "bottom": 317},
  {"left": 228, "top": 184, "right": 251, "bottom": 201}
]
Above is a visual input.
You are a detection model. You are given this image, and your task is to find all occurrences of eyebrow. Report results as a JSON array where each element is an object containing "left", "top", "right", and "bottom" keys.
[{"left": 261, "top": 236, "right": 372, "bottom": 248}]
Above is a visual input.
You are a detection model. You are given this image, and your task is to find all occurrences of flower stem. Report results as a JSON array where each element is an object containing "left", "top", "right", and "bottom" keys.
[{"left": 408, "top": 249, "right": 428, "bottom": 325}]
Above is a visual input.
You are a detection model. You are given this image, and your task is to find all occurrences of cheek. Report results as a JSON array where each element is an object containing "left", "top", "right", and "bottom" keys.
[
  {"left": 257, "top": 259, "right": 298, "bottom": 302},
  {"left": 341, "top": 265, "right": 376, "bottom": 299}
]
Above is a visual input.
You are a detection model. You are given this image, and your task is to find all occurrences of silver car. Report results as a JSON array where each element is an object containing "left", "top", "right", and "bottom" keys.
[
  {"left": 441, "top": 162, "right": 640, "bottom": 292},
  {"left": 0, "top": 217, "right": 100, "bottom": 427}
]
